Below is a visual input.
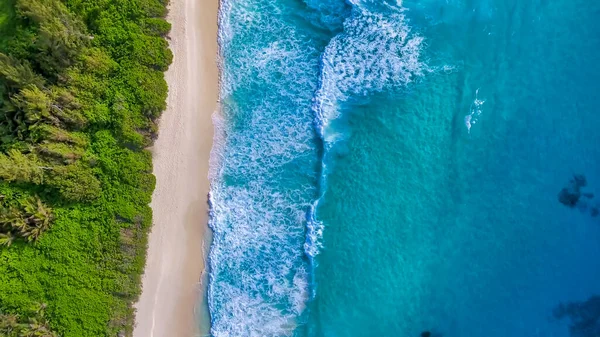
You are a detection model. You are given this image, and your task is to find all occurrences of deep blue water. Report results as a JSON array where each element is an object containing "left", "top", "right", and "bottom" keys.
[{"left": 208, "top": 0, "right": 600, "bottom": 336}]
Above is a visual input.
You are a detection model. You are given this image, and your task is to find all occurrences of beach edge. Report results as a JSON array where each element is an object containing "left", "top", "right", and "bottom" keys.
[{"left": 132, "top": 0, "right": 219, "bottom": 335}]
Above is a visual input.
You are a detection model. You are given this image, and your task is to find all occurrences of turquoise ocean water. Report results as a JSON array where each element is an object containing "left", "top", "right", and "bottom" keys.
[{"left": 208, "top": 0, "right": 600, "bottom": 336}]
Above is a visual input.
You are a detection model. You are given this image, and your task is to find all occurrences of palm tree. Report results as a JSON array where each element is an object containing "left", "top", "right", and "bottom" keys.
[
  {"left": 0, "top": 196, "right": 54, "bottom": 244},
  {"left": 25, "top": 303, "right": 57, "bottom": 337},
  {"left": 22, "top": 226, "right": 43, "bottom": 243},
  {"left": 23, "top": 196, "right": 54, "bottom": 230},
  {"left": 0, "top": 233, "right": 14, "bottom": 247},
  {"left": 0, "top": 206, "right": 27, "bottom": 234},
  {"left": 0, "top": 205, "right": 18, "bottom": 225},
  {"left": 0, "top": 312, "right": 19, "bottom": 330},
  {"left": 25, "top": 319, "right": 57, "bottom": 337},
  {"left": 0, "top": 304, "right": 57, "bottom": 337},
  {"left": 0, "top": 206, "right": 27, "bottom": 235}
]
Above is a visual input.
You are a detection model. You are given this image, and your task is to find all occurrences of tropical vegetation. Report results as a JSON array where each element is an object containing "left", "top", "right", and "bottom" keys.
[
  {"left": 0, "top": 304, "right": 57, "bottom": 337},
  {"left": 0, "top": 0, "right": 171, "bottom": 335}
]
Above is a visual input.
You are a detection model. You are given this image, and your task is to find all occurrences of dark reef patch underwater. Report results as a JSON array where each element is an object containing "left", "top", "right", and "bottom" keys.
[
  {"left": 210, "top": 0, "right": 600, "bottom": 336},
  {"left": 558, "top": 174, "right": 599, "bottom": 218}
]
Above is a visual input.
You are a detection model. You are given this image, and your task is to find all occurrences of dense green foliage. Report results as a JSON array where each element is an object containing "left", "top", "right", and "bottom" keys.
[
  {"left": 0, "top": 1, "right": 16, "bottom": 46},
  {"left": 0, "top": 0, "right": 171, "bottom": 335}
]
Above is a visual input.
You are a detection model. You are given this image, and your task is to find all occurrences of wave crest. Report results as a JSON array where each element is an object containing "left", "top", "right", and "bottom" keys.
[{"left": 309, "top": 1, "right": 427, "bottom": 259}]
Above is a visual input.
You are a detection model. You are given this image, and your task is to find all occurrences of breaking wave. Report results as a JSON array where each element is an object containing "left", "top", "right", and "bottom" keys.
[
  {"left": 308, "top": 0, "right": 426, "bottom": 273},
  {"left": 209, "top": 0, "right": 321, "bottom": 335},
  {"left": 208, "top": 0, "right": 426, "bottom": 335}
]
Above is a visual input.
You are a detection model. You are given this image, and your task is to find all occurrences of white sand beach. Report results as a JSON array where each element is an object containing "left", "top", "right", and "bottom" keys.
[{"left": 133, "top": 0, "right": 219, "bottom": 336}]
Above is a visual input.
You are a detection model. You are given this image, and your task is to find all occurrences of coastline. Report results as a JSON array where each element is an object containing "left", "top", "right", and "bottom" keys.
[{"left": 133, "top": 0, "right": 219, "bottom": 335}]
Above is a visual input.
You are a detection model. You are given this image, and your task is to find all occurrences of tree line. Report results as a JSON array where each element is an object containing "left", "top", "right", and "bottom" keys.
[{"left": 0, "top": 0, "right": 171, "bottom": 335}]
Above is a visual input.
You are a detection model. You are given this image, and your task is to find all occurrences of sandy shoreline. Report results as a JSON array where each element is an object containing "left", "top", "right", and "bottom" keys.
[{"left": 133, "top": 0, "right": 219, "bottom": 336}]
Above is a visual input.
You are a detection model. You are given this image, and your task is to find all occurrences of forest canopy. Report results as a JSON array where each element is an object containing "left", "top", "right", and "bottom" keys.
[{"left": 0, "top": 0, "right": 171, "bottom": 335}]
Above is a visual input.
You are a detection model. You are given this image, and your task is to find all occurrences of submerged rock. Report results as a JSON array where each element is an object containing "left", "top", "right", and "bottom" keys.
[
  {"left": 558, "top": 174, "right": 588, "bottom": 208},
  {"left": 554, "top": 295, "right": 600, "bottom": 337},
  {"left": 559, "top": 187, "right": 582, "bottom": 207},
  {"left": 558, "top": 174, "right": 600, "bottom": 218}
]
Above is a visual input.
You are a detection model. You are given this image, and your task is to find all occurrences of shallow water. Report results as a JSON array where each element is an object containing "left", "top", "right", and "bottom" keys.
[{"left": 209, "top": 0, "right": 600, "bottom": 336}]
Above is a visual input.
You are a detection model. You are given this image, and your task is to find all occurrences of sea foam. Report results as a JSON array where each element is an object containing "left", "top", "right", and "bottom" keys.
[
  {"left": 208, "top": 0, "right": 322, "bottom": 335},
  {"left": 314, "top": 1, "right": 425, "bottom": 137},
  {"left": 209, "top": 0, "right": 426, "bottom": 335}
]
